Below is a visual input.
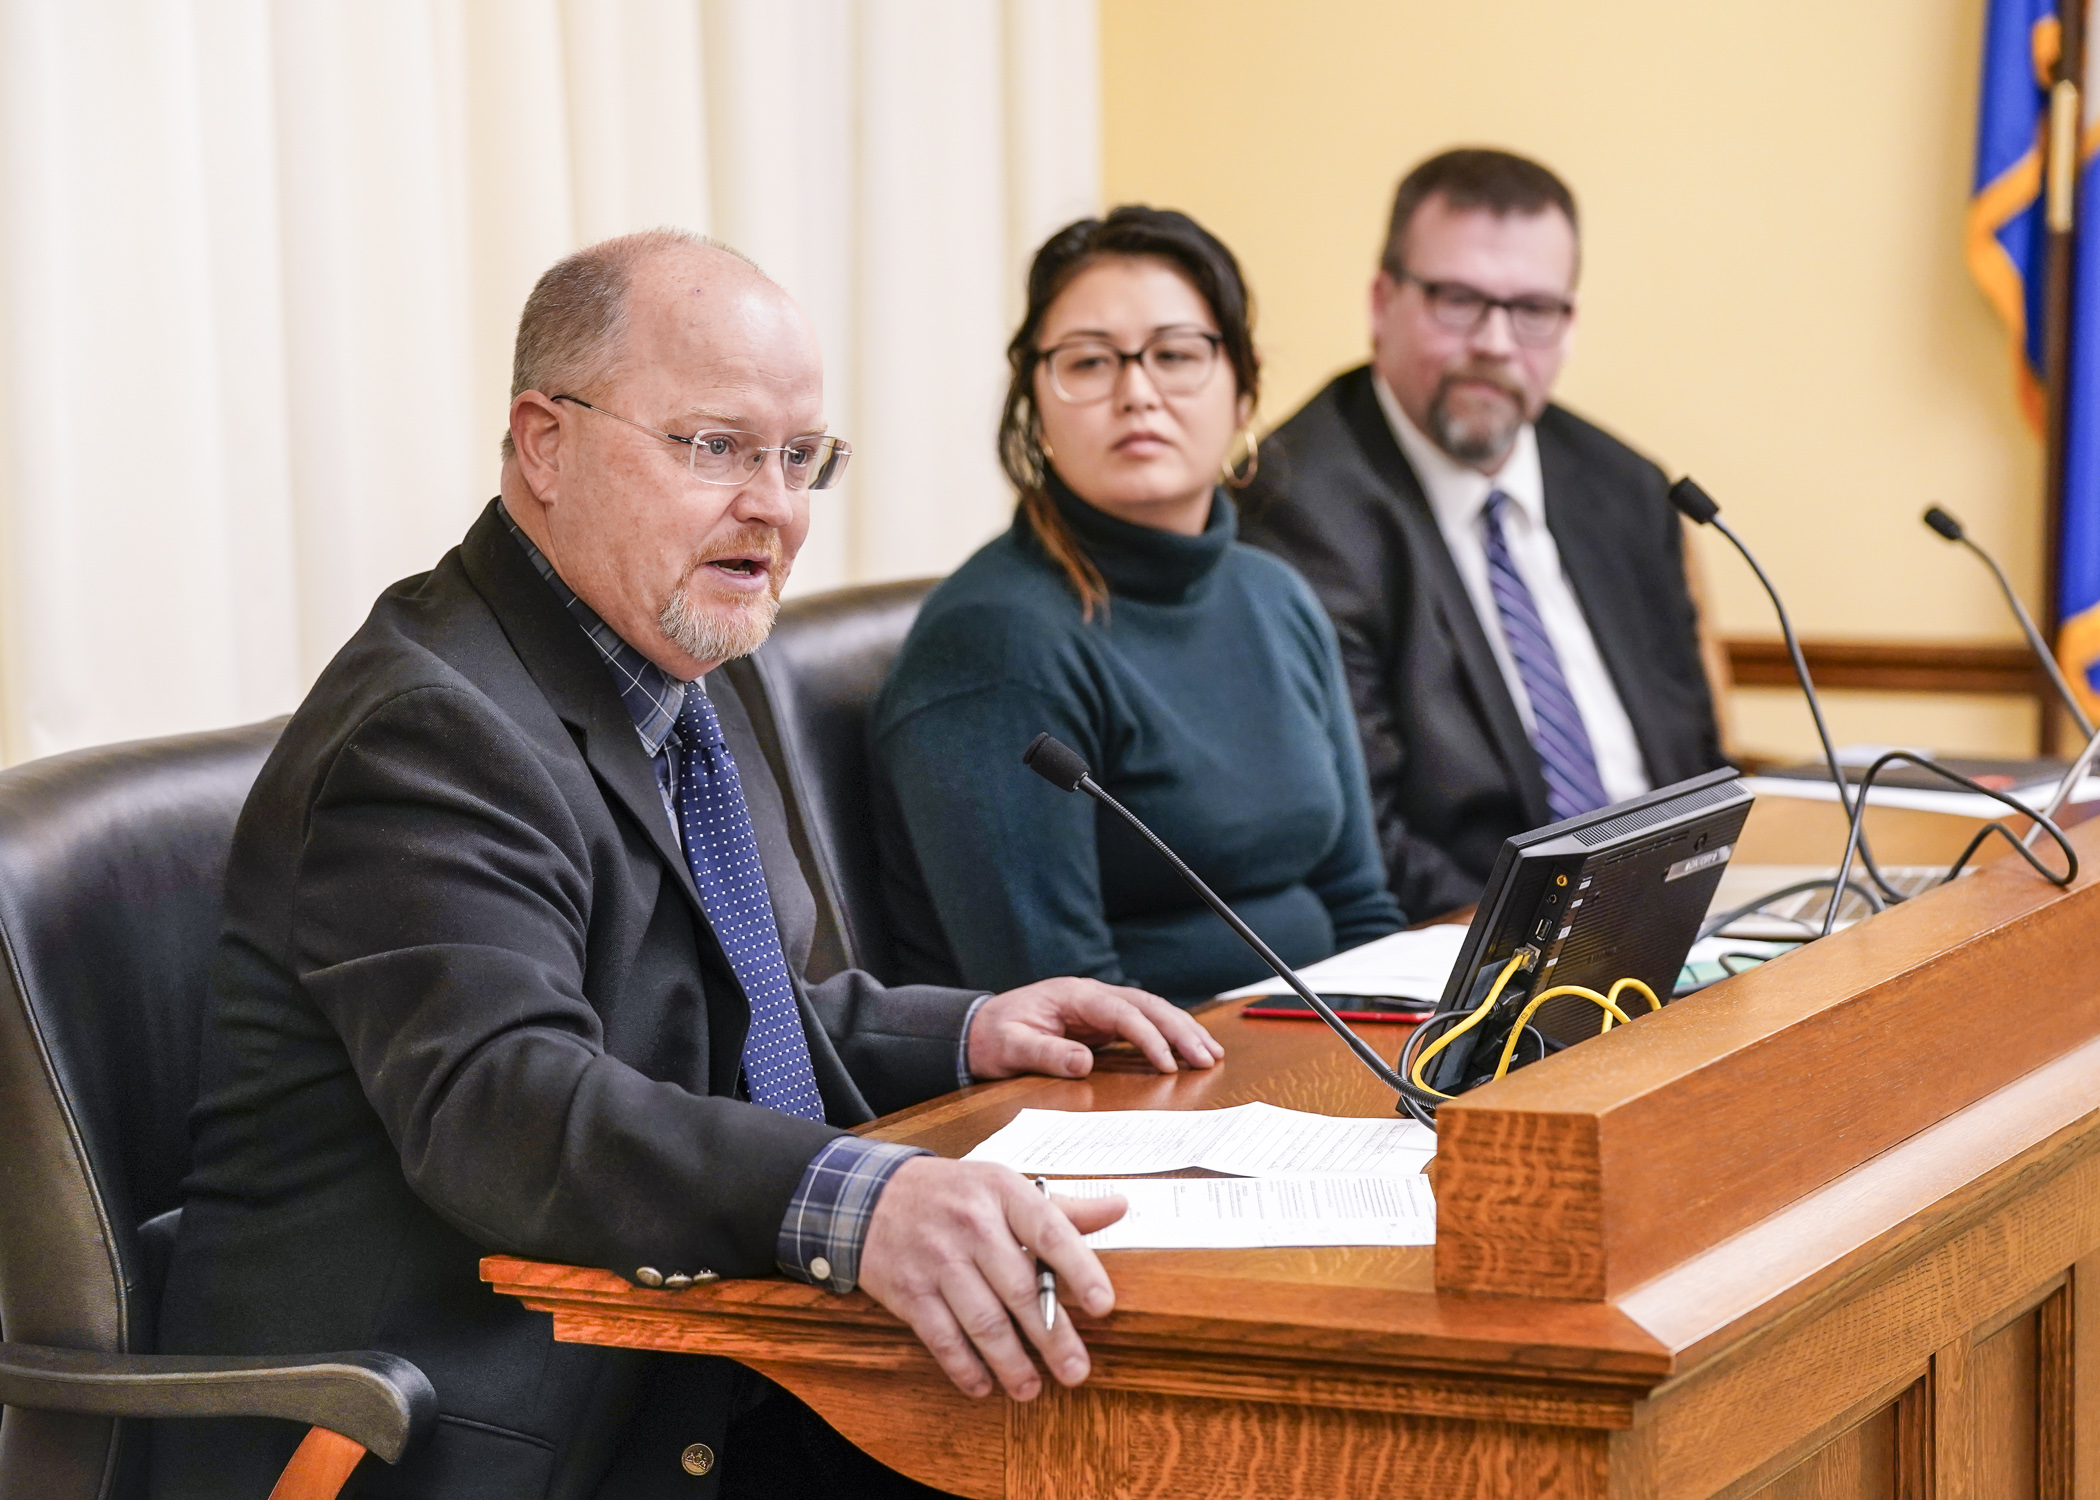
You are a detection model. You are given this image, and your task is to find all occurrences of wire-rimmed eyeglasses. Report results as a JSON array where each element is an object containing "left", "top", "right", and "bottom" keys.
[
  {"left": 552, "top": 395, "right": 853, "bottom": 490},
  {"left": 1037, "top": 328, "right": 1225, "bottom": 405}
]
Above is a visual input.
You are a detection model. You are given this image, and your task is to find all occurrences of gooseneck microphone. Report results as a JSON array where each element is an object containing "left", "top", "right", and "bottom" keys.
[
  {"left": 1921, "top": 505, "right": 2096, "bottom": 739},
  {"left": 1670, "top": 479, "right": 1883, "bottom": 893},
  {"left": 1019, "top": 732, "right": 1412, "bottom": 1097}
]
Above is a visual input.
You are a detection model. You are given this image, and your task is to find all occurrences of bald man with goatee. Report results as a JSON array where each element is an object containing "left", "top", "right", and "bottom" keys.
[{"left": 153, "top": 232, "right": 1221, "bottom": 1500}]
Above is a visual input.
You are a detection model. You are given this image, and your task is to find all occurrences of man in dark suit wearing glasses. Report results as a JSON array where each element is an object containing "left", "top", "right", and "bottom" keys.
[
  {"left": 1242, "top": 148, "right": 1724, "bottom": 920},
  {"left": 153, "top": 230, "right": 1222, "bottom": 1499}
]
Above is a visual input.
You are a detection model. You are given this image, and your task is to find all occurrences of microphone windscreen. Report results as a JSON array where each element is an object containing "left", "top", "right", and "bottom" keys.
[
  {"left": 1923, "top": 506, "right": 1965, "bottom": 542},
  {"left": 1669, "top": 477, "right": 1720, "bottom": 525},
  {"left": 1021, "top": 732, "right": 1090, "bottom": 791}
]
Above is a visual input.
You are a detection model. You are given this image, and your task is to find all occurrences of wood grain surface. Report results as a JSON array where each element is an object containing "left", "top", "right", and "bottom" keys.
[
  {"left": 1966, "top": 1309, "right": 2038, "bottom": 1497},
  {"left": 1722, "top": 638, "right": 2042, "bottom": 697},
  {"left": 1741, "top": 1404, "right": 1896, "bottom": 1500}
]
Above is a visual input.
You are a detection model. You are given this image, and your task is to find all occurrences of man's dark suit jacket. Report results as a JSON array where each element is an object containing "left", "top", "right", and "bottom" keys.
[
  {"left": 151, "top": 501, "right": 978, "bottom": 1499},
  {"left": 1240, "top": 366, "right": 1725, "bottom": 919}
]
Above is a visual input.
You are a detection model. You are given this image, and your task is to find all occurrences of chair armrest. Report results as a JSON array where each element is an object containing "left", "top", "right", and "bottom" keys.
[{"left": 0, "top": 1343, "right": 434, "bottom": 1464}]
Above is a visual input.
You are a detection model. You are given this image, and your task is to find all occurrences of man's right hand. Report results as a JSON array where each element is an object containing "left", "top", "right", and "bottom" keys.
[{"left": 857, "top": 1157, "right": 1125, "bottom": 1401}]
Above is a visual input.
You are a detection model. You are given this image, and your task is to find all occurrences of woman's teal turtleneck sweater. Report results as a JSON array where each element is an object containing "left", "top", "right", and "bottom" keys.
[{"left": 870, "top": 476, "right": 1404, "bottom": 1003}]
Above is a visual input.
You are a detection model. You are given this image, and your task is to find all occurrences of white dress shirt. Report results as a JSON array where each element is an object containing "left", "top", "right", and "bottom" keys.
[{"left": 1373, "top": 372, "right": 1650, "bottom": 805}]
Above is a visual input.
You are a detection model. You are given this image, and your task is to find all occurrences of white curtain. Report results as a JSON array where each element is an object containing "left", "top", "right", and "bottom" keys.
[{"left": 0, "top": 0, "right": 1099, "bottom": 763}]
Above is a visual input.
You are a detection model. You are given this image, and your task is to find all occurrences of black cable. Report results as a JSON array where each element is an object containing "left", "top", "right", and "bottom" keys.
[
  {"left": 1824, "top": 751, "right": 2078, "bottom": 937},
  {"left": 1398, "top": 1004, "right": 1489, "bottom": 1124},
  {"left": 1395, "top": 1015, "right": 1450, "bottom": 1126},
  {"left": 1695, "top": 876, "right": 1885, "bottom": 941}
]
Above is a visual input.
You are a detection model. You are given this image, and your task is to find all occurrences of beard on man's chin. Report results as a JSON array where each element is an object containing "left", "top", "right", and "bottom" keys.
[
  {"left": 1427, "top": 367, "right": 1528, "bottom": 468},
  {"left": 657, "top": 531, "right": 787, "bottom": 664},
  {"left": 659, "top": 588, "right": 779, "bottom": 664}
]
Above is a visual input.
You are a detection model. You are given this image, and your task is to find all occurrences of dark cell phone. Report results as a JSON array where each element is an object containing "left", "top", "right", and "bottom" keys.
[{"left": 1240, "top": 994, "right": 1433, "bottom": 1023}]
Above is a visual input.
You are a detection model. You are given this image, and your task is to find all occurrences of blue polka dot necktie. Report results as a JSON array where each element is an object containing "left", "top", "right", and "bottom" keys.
[
  {"left": 1480, "top": 490, "right": 1611, "bottom": 822},
  {"left": 673, "top": 688, "right": 825, "bottom": 1121}
]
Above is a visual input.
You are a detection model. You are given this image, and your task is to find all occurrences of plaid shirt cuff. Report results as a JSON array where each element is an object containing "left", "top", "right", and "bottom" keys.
[
  {"left": 956, "top": 993, "right": 992, "bottom": 1088},
  {"left": 777, "top": 1135, "right": 930, "bottom": 1293}
]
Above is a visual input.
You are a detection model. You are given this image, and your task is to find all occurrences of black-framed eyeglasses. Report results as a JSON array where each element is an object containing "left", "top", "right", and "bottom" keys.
[
  {"left": 551, "top": 395, "right": 852, "bottom": 490},
  {"left": 1037, "top": 328, "right": 1225, "bottom": 404},
  {"left": 1390, "top": 270, "right": 1574, "bottom": 349}
]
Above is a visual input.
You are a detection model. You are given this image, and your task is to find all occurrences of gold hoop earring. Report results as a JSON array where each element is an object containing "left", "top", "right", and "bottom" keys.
[{"left": 1222, "top": 425, "right": 1259, "bottom": 489}]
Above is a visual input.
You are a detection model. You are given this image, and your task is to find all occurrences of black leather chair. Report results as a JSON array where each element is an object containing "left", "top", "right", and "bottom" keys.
[
  {"left": 725, "top": 577, "right": 939, "bottom": 984},
  {"left": 0, "top": 720, "right": 433, "bottom": 1500}
]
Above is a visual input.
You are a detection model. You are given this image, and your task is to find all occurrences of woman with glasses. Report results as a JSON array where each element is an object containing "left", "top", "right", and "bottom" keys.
[{"left": 869, "top": 207, "right": 1404, "bottom": 1005}]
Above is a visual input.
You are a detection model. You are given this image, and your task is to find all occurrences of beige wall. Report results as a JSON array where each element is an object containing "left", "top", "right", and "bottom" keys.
[{"left": 1102, "top": 0, "right": 2046, "bottom": 760}]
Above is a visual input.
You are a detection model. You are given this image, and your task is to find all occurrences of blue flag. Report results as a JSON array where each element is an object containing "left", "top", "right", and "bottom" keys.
[
  {"left": 2061, "top": 76, "right": 2100, "bottom": 717},
  {"left": 1970, "top": 0, "right": 2100, "bottom": 720}
]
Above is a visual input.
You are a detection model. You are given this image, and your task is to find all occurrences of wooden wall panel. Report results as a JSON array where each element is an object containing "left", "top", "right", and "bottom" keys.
[
  {"left": 2076, "top": 1256, "right": 2100, "bottom": 1500},
  {"left": 1894, "top": 1378, "right": 1932, "bottom": 1500},
  {"left": 1968, "top": 1309, "right": 2039, "bottom": 1499},
  {"left": 1745, "top": 1404, "right": 1896, "bottom": 1500},
  {"left": 2041, "top": 1285, "right": 2074, "bottom": 1500},
  {"left": 1936, "top": 1328, "right": 1977, "bottom": 1500}
]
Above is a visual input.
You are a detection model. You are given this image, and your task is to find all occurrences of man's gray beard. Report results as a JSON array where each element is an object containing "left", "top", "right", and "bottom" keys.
[
  {"left": 1427, "top": 389, "right": 1521, "bottom": 468},
  {"left": 659, "top": 582, "right": 780, "bottom": 663}
]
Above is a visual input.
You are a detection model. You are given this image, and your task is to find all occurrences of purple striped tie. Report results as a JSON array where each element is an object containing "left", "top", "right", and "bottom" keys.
[{"left": 1480, "top": 490, "right": 1611, "bottom": 822}]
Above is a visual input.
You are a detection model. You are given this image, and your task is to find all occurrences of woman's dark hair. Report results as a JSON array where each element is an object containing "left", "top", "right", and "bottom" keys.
[{"left": 998, "top": 206, "right": 1260, "bottom": 619}]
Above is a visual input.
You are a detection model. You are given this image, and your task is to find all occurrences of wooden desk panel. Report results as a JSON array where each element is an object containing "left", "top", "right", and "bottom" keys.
[{"left": 486, "top": 818, "right": 2100, "bottom": 1498}]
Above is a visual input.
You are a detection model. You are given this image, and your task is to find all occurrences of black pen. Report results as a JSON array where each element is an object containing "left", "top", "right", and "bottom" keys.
[{"left": 1034, "top": 1176, "right": 1057, "bottom": 1330}]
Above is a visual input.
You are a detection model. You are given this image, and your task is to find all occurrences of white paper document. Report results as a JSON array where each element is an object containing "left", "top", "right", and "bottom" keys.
[
  {"left": 1058, "top": 1173, "right": 1437, "bottom": 1249},
  {"left": 1216, "top": 924, "right": 1469, "bottom": 1002},
  {"left": 960, "top": 1101, "right": 1437, "bottom": 1178}
]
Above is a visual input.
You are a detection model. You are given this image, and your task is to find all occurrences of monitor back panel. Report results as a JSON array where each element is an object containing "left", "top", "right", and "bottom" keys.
[{"left": 1443, "top": 773, "right": 1754, "bottom": 1047}]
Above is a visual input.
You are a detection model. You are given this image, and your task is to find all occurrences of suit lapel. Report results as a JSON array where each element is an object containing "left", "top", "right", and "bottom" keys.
[
  {"left": 458, "top": 503, "right": 705, "bottom": 919},
  {"left": 1336, "top": 373, "right": 1551, "bottom": 821},
  {"left": 1538, "top": 418, "right": 1667, "bottom": 783}
]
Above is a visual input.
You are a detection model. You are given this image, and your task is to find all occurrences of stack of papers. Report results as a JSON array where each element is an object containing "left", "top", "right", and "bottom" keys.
[
  {"left": 1216, "top": 925, "right": 1470, "bottom": 1002},
  {"left": 961, "top": 1101, "right": 1437, "bottom": 1178},
  {"left": 961, "top": 1103, "right": 1439, "bottom": 1249},
  {"left": 1058, "top": 1175, "right": 1436, "bottom": 1249}
]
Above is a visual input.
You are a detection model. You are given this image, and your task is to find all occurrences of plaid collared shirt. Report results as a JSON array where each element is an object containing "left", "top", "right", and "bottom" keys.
[{"left": 500, "top": 503, "right": 934, "bottom": 1293}]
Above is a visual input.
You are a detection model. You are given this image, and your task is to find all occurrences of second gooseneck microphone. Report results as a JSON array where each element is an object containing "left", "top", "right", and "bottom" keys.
[
  {"left": 1669, "top": 479, "right": 1869, "bottom": 847},
  {"left": 1921, "top": 505, "right": 2096, "bottom": 739},
  {"left": 1019, "top": 732, "right": 1413, "bottom": 1098}
]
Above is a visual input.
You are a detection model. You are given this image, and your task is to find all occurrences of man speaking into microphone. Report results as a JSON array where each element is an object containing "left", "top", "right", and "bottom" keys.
[
  {"left": 1242, "top": 148, "right": 1726, "bottom": 919},
  {"left": 152, "top": 230, "right": 1221, "bottom": 1500}
]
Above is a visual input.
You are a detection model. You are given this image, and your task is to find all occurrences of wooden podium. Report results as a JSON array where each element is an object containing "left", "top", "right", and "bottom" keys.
[{"left": 485, "top": 819, "right": 2100, "bottom": 1499}]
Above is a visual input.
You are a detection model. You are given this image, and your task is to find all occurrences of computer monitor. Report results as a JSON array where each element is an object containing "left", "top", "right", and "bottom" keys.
[{"left": 1417, "top": 767, "right": 1753, "bottom": 1098}]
